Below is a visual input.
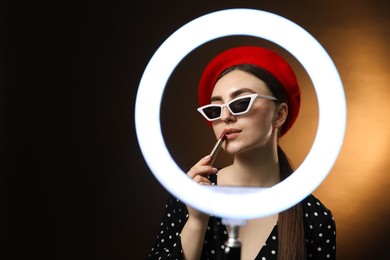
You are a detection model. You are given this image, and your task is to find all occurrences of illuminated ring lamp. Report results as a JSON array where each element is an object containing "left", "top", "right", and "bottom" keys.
[{"left": 135, "top": 9, "right": 346, "bottom": 221}]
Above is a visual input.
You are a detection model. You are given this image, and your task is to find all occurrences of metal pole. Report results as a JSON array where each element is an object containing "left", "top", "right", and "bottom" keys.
[
  {"left": 224, "top": 225, "right": 241, "bottom": 260},
  {"left": 222, "top": 219, "right": 246, "bottom": 260}
]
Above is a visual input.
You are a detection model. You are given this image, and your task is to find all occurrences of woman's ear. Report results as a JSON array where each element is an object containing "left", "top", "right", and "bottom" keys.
[{"left": 274, "top": 103, "right": 288, "bottom": 129}]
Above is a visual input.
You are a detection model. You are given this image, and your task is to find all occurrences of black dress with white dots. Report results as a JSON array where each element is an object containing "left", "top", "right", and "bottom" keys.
[{"left": 148, "top": 178, "right": 336, "bottom": 259}]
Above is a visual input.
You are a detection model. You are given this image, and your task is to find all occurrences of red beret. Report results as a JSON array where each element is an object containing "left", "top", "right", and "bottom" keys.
[{"left": 198, "top": 46, "right": 301, "bottom": 136}]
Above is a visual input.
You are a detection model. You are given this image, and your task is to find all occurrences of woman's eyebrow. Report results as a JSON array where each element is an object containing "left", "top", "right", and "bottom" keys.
[
  {"left": 230, "top": 88, "right": 256, "bottom": 98},
  {"left": 210, "top": 88, "right": 256, "bottom": 102},
  {"left": 210, "top": 95, "right": 222, "bottom": 102}
]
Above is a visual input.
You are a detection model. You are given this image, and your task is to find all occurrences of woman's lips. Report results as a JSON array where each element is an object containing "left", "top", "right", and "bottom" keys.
[{"left": 224, "top": 129, "right": 241, "bottom": 140}]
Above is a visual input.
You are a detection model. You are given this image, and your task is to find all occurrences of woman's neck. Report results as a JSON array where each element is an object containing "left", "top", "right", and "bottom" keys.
[{"left": 221, "top": 144, "right": 281, "bottom": 187}]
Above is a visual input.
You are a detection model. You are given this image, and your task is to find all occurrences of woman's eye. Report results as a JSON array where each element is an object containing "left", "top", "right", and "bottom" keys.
[{"left": 231, "top": 99, "right": 250, "bottom": 112}]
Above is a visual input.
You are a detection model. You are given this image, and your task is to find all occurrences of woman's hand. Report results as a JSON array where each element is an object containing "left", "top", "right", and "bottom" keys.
[{"left": 185, "top": 155, "right": 218, "bottom": 222}]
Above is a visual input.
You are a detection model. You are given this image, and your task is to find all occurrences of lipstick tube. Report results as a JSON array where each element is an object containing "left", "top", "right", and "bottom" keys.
[{"left": 209, "top": 130, "right": 226, "bottom": 166}]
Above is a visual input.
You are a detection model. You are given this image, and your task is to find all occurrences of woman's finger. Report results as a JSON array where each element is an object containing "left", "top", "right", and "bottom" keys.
[
  {"left": 187, "top": 155, "right": 218, "bottom": 179},
  {"left": 193, "top": 175, "right": 211, "bottom": 184},
  {"left": 187, "top": 165, "right": 218, "bottom": 179}
]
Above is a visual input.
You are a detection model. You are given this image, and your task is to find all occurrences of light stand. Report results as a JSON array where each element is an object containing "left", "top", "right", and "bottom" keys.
[{"left": 222, "top": 219, "right": 246, "bottom": 260}]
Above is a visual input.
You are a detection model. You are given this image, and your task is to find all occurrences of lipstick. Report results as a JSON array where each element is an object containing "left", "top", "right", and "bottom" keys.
[{"left": 209, "top": 130, "right": 227, "bottom": 166}]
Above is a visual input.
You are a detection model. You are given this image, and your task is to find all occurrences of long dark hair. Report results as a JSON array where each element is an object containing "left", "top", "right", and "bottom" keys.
[{"left": 218, "top": 64, "right": 306, "bottom": 260}]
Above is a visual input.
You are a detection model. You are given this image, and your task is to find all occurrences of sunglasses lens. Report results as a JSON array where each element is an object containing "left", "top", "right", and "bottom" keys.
[
  {"left": 229, "top": 97, "right": 251, "bottom": 114},
  {"left": 202, "top": 106, "right": 222, "bottom": 120}
]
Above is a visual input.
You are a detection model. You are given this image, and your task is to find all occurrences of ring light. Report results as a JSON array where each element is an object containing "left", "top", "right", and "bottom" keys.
[{"left": 135, "top": 8, "right": 346, "bottom": 220}]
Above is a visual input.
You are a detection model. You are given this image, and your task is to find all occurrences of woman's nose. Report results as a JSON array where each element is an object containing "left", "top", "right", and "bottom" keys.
[{"left": 220, "top": 106, "right": 237, "bottom": 122}]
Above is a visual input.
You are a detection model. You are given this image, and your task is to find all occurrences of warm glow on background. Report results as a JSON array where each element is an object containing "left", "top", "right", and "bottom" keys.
[
  {"left": 283, "top": 3, "right": 390, "bottom": 256},
  {"left": 161, "top": 2, "right": 390, "bottom": 259}
]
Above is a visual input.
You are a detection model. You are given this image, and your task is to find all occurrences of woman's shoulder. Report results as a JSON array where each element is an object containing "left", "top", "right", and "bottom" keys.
[
  {"left": 302, "top": 194, "right": 334, "bottom": 222},
  {"left": 301, "top": 194, "right": 336, "bottom": 237},
  {"left": 301, "top": 195, "right": 337, "bottom": 258},
  {"left": 301, "top": 194, "right": 334, "bottom": 218}
]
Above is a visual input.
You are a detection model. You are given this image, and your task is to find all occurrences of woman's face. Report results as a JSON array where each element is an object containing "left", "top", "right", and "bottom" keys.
[{"left": 210, "top": 69, "right": 285, "bottom": 155}]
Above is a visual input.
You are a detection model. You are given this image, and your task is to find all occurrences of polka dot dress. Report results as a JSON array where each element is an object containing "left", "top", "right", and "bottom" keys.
[{"left": 148, "top": 178, "right": 336, "bottom": 259}]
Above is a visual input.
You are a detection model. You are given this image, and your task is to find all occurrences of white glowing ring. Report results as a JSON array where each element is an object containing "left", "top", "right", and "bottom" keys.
[{"left": 135, "top": 8, "right": 346, "bottom": 219}]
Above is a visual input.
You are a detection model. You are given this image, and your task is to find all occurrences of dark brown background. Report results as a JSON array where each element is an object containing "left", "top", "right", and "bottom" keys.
[{"left": 3, "top": 0, "right": 390, "bottom": 259}]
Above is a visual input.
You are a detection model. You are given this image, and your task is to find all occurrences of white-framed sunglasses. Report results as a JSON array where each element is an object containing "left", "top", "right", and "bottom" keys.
[{"left": 197, "top": 93, "right": 279, "bottom": 121}]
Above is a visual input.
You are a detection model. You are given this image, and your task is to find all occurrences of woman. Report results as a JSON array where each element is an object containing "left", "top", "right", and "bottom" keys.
[{"left": 148, "top": 46, "right": 336, "bottom": 260}]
